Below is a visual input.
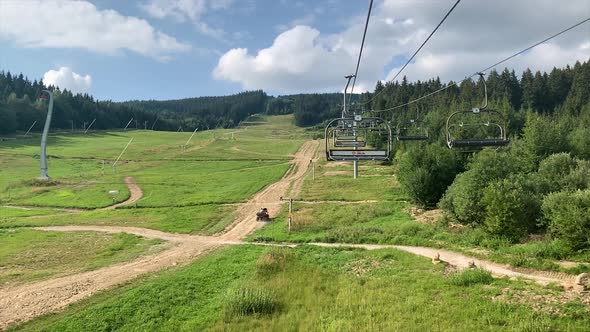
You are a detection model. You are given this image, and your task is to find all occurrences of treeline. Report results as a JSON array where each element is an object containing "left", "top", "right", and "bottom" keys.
[
  {"left": 266, "top": 93, "right": 359, "bottom": 127},
  {"left": 392, "top": 60, "right": 590, "bottom": 252},
  {"left": 0, "top": 70, "right": 268, "bottom": 135},
  {"left": 122, "top": 90, "right": 267, "bottom": 130}
]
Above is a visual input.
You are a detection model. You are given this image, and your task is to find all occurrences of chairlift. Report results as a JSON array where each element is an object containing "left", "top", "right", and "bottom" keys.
[
  {"left": 445, "top": 73, "right": 509, "bottom": 149},
  {"left": 396, "top": 106, "right": 429, "bottom": 141},
  {"left": 397, "top": 119, "right": 429, "bottom": 141},
  {"left": 325, "top": 116, "right": 392, "bottom": 161}
]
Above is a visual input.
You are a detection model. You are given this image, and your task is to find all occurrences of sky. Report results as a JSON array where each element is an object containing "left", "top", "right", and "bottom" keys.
[{"left": 0, "top": 0, "right": 588, "bottom": 102}]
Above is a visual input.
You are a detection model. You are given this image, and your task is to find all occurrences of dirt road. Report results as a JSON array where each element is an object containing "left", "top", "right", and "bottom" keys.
[
  {"left": 219, "top": 140, "right": 319, "bottom": 241},
  {"left": 0, "top": 140, "right": 319, "bottom": 330},
  {"left": 102, "top": 176, "right": 142, "bottom": 210}
]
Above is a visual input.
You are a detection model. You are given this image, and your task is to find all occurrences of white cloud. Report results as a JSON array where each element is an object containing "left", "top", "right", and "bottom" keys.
[
  {"left": 214, "top": 0, "right": 590, "bottom": 94},
  {"left": 140, "top": 0, "right": 233, "bottom": 41},
  {"left": 0, "top": 0, "right": 191, "bottom": 61},
  {"left": 43, "top": 67, "right": 92, "bottom": 94}
]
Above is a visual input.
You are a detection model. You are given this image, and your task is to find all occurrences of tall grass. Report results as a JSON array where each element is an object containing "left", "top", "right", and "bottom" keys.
[
  {"left": 449, "top": 268, "right": 494, "bottom": 286},
  {"left": 224, "top": 286, "right": 281, "bottom": 317}
]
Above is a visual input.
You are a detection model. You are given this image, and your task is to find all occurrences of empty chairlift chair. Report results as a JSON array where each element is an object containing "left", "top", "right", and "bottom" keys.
[
  {"left": 445, "top": 73, "right": 509, "bottom": 149},
  {"left": 397, "top": 119, "right": 429, "bottom": 141}
]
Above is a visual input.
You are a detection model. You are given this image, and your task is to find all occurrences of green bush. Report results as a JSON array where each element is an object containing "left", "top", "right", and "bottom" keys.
[
  {"left": 224, "top": 286, "right": 280, "bottom": 317},
  {"left": 542, "top": 190, "right": 590, "bottom": 251},
  {"left": 570, "top": 126, "right": 590, "bottom": 159},
  {"left": 535, "top": 153, "right": 577, "bottom": 193},
  {"left": 520, "top": 113, "right": 570, "bottom": 166},
  {"left": 481, "top": 177, "right": 540, "bottom": 241},
  {"left": 397, "top": 144, "right": 461, "bottom": 207},
  {"left": 255, "top": 248, "right": 293, "bottom": 277},
  {"left": 562, "top": 160, "right": 590, "bottom": 191},
  {"left": 440, "top": 149, "right": 521, "bottom": 225},
  {"left": 449, "top": 268, "right": 494, "bottom": 286}
]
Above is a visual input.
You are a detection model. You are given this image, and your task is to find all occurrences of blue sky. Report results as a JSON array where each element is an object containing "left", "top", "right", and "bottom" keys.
[{"left": 1, "top": 0, "right": 588, "bottom": 101}]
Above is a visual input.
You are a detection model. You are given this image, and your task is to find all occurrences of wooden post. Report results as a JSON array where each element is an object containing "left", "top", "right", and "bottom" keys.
[{"left": 290, "top": 198, "right": 294, "bottom": 231}]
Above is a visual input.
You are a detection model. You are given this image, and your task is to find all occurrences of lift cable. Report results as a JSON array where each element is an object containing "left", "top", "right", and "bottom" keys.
[
  {"left": 346, "top": 0, "right": 374, "bottom": 115},
  {"left": 368, "top": 16, "right": 590, "bottom": 114},
  {"left": 361, "top": 0, "right": 461, "bottom": 107}
]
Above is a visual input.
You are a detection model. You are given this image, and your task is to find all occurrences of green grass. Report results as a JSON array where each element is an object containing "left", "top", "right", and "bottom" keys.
[
  {"left": 0, "top": 205, "right": 235, "bottom": 235},
  {"left": 0, "top": 207, "right": 65, "bottom": 219},
  {"left": 0, "top": 229, "right": 164, "bottom": 287},
  {"left": 449, "top": 268, "right": 495, "bottom": 286},
  {"left": 250, "top": 201, "right": 437, "bottom": 245},
  {"left": 15, "top": 245, "right": 590, "bottom": 331},
  {"left": 130, "top": 160, "right": 290, "bottom": 207},
  {"left": 301, "top": 164, "right": 403, "bottom": 201}
]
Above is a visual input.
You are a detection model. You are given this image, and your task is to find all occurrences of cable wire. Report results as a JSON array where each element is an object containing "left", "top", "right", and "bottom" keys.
[
  {"left": 347, "top": 0, "right": 374, "bottom": 113},
  {"left": 368, "top": 16, "right": 590, "bottom": 114},
  {"left": 362, "top": 0, "right": 461, "bottom": 107}
]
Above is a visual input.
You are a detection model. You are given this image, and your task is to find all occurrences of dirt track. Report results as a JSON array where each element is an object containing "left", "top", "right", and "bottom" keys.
[
  {"left": 307, "top": 243, "right": 577, "bottom": 285},
  {"left": 102, "top": 176, "right": 142, "bottom": 210},
  {"left": 0, "top": 140, "right": 319, "bottom": 330}
]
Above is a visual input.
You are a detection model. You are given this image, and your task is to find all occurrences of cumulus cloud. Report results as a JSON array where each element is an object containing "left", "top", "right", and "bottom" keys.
[
  {"left": 0, "top": 0, "right": 191, "bottom": 61},
  {"left": 214, "top": 0, "right": 590, "bottom": 94},
  {"left": 43, "top": 67, "right": 92, "bottom": 94},
  {"left": 140, "top": 0, "right": 233, "bottom": 40}
]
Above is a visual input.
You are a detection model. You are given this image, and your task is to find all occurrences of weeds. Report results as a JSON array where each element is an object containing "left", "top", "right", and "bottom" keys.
[
  {"left": 255, "top": 248, "right": 293, "bottom": 277},
  {"left": 224, "top": 286, "right": 281, "bottom": 317},
  {"left": 449, "top": 268, "right": 494, "bottom": 286}
]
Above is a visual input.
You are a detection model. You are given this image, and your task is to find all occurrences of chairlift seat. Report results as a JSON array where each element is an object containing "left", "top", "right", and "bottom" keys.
[
  {"left": 397, "top": 135, "right": 428, "bottom": 141},
  {"left": 449, "top": 138, "right": 509, "bottom": 148}
]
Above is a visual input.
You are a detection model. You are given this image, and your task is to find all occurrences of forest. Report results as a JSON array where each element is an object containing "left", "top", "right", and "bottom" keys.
[{"left": 0, "top": 70, "right": 267, "bottom": 135}]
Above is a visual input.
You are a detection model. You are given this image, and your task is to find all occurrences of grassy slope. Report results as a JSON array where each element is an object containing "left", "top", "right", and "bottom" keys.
[
  {"left": 15, "top": 246, "right": 589, "bottom": 331},
  {"left": 0, "top": 115, "right": 305, "bottom": 209},
  {"left": 0, "top": 229, "right": 164, "bottom": 287},
  {"left": 0, "top": 115, "right": 307, "bottom": 234}
]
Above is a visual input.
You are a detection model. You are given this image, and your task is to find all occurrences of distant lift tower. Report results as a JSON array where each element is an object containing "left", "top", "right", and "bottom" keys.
[{"left": 39, "top": 90, "right": 54, "bottom": 180}]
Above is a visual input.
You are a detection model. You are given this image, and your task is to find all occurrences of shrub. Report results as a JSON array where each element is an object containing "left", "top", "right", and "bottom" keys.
[
  {"left": 440, "top": 149, "right": 521, "bottom": 225},
  {"left": 224, "top": 286, "right": 280, "bottom": 317},
  {"left": 542, "top": 190, "right": 590, "bottom": 251},
  {"left": 569, "top": 126, "right": 590, "bottom": 159},
  {"left": 255, "top": 248, "right": 293, "bottom": 277},
  {"left": 397, "top": 144, "right": 461, "bottom": 207},
  {"left": 449, "top": 268, "right": 494, "bottom": 286},
  {"left": 481, "top": 176, "right": 541, "bottom": 241},
  {"left": 563, "top": 160, "right": 590, "bottom": 191},
  {"left": 535, "top": 153, "right": 577, "bottom": 193},
  {"left": 520, "top": 113, "right": 570, "bottom": 166}
]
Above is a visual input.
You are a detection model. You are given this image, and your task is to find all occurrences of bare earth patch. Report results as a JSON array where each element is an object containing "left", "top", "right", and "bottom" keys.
[
  {"left": 408, "top": 207, "right": 443, "bottom": 225},
  {"left": 344, "top": 257, "right": 386, "bottom": 277}
]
